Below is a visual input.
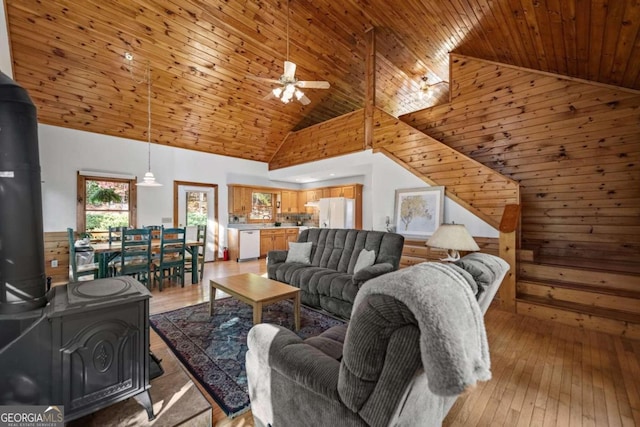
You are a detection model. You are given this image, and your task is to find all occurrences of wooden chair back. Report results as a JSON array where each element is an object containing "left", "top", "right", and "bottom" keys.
[
  {"left": 118, "top": 227, "right": 152, "bottom": 286},
  {"left": 154, "top": 227, "right": 187, "bottom": 290},
  {"left": 108, "top": 226, "right": 126, "bottom": 243},
  {"left": 145, "top": 225, "right": 162, "bottom": 240},
  {"left": 67, "top": 228, "right": 98, "bottom": 282}
]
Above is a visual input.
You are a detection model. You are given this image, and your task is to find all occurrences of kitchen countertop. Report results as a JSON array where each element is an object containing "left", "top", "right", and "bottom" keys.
[{"left": 227, "top": 224, "right": 317, "bottom": 230}]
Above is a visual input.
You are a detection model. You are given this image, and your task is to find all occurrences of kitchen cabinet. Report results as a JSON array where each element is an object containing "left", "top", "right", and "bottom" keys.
[
  {"left": 327, "top": 185, "right": 357, "bottom": 198},
  {"left": 260, "top": 229, "right": 288, "bottom": 257},
  {"left": 297, "top": 192, "right": 307, "bottom": 213},
  {"left": 342, "top": 185, "right": 355, "bottom": 199},
  {"left": 307, "top": 189, "right": 320, "bottom": 202},
  {"left": 330, "top": 187, "right": 342, "bottom": 197},
  {"left": 229, "top": 186, "right": 252, "bottom": 214},
  {"left": 303, "top": 190, "right": 320, "bottom": 214},
  {"left": 280, "top": 190, "right": 298, "bottom": 213},
  {"left": 286, "top": 228, "right": 298, "bottom": 246},
  {"left": 260, "top": 228, "right": 298, "bottom": 257}
]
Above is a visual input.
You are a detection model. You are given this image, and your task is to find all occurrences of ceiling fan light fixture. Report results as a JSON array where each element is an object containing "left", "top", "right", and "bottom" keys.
[
  {"left": 277, "top": 83, "right": 295, "bottom": 103},
  {"left": 249, "top": 0, "right": 329, "bottom": 105}
]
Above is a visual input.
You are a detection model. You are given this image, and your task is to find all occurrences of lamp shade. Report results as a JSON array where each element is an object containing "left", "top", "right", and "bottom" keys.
[
  {"left": 136, "top": 171, "right": 162, "bottom": 187},
  {"left": 426, "top": 224, "right": 480, "bottom": 252}
]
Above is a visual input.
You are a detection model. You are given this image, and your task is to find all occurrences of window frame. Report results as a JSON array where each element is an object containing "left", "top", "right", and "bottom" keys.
[
  {"left": 249, "top": 191, "right": 274, "bottom": 222},
  {"left": 76, "top": 172, "right": 137, "bottom": 234}
]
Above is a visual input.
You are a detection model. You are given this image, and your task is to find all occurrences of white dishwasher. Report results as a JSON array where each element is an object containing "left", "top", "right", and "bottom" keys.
[{"left": 238, "top": 230, "right": 260, "bottom": 261}]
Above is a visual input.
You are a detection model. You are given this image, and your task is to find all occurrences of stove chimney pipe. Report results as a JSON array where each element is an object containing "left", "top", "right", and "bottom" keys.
[{"left": 0, "top": 71, "right": 46, "bottom": 313}]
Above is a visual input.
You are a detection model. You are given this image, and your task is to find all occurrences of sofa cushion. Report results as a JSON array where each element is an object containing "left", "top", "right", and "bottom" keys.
[
  {"left": 300, "top": 229, "right": 403, "bottom": 273},
  {"left": 353, "top": 249, "right": 376, "bottom": 273},
  {"left": 286, "top": 241, "right": 313, "bottom": 264},
  {"left": 305, "top": 324, "right": 348, "bottom": 361}
]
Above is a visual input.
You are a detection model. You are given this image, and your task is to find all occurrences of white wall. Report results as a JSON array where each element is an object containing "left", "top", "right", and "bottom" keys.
[
  {"left": 0, "top": 0, "right": 13, "bottom": 76},
  {"left": 38, "top": 124, "right": 272, "bottom": 249},
  {"left": 269, "top": 150, "right": 498, "bottom": 237}
]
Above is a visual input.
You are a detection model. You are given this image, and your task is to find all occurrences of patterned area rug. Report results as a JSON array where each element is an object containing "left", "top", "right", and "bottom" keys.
[{"left": 149, "top": 298, "right": 345, "bottom": 417}]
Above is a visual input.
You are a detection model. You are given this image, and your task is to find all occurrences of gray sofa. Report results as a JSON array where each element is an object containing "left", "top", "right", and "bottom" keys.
[
  {"left": 247, "top": 253, "right": 511, "bottom": 427},
  {"left": 267, "top": 228, "right": 405, "bottom": 319}
]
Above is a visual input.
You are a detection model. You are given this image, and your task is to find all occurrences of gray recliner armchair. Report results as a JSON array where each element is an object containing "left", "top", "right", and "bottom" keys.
[{"left": 246, "top": 254, "right": 510, "bottom": 427}]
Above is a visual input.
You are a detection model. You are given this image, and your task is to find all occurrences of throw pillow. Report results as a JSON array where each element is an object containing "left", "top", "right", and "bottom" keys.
[
  {"left": 354, "top": 249, "right": 376, "bottom": 273},
  {"left": 286, "top": 241, "right": 313, "bottom": 264}
]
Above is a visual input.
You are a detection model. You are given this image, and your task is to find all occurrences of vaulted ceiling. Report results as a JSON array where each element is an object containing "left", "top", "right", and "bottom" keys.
[{"left": 5, "top": 0, "right": 640, "bottom": 163}]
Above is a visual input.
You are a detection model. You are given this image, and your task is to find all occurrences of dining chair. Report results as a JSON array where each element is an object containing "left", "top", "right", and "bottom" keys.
[
  {"left": 185, "top": 224, "right": 207, "bottom": 282},
  {"left": 67, "top": 228, "right": 99, "bottom": 282},
  {"left": 153, "top": 227, "right": 186, "bottom": 291},
  {"left": 144, "top": 225, "right": 162, "bottom": 240},
  {"left": 108, "top": 226, "right": 126, "bottom": 243},
  {"left": 105, "top": 226, "right": 127, "bottom": 276},
  {"left": 115, "top": 227, "right": 153, "bottom": 288}
]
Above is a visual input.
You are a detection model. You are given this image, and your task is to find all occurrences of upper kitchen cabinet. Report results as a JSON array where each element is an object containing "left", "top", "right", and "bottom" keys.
[
  {"left": 229, "top": 186, "right": 252, "bottom": 214},
  {"left": 280, "top": 190, "right": 299, "bottom": 213}
]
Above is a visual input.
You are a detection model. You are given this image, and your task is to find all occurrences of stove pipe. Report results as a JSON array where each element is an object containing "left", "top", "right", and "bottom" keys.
[{"left": 0, "top": 71, "right": 46, "bottom": 314}]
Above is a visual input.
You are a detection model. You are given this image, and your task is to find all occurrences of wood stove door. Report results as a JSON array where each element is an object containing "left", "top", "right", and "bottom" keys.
[{"left": 52, "top": 299, "right": 149, "bottom": 420}]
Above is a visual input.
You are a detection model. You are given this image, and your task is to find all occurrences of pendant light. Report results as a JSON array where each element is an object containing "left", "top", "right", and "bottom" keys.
[{"left": 129, "top": 56, "right": 161, "bottom": 187}]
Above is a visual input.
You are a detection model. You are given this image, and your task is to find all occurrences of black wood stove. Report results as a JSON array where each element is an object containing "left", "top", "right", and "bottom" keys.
[{"left": 0, "top": 71, "right": 154, "bottom": 421}]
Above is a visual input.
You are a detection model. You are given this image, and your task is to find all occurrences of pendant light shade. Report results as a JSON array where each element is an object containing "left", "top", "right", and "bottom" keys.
[
  {"left": 138, "top": 171, "right": 162, "bottom": 187},
  {"left": 136, "top": 61, "right": 162, "bottom": 187}
]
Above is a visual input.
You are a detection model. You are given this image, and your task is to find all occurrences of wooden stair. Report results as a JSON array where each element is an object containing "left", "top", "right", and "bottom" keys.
[{"left": 517, "top": 261, "right": 640, "bottom": 339}]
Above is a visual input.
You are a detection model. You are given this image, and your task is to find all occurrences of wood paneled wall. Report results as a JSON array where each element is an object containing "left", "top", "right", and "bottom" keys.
[
  {"left": 44, "top": 231, "right": 69, "bottom": 285},
  {"left": 402, "top": 54, "right": 640, "bottom": 268},
  {"left": 269, "top": 109, "right": 365, "bottom": 170},
  {"left": 372, "top": 107, "right": 520, "bottom": 229}
]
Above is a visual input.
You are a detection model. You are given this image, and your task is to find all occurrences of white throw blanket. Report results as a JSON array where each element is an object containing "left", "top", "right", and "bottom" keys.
[{"left": 352, "top": 262, "right": 491, "bottom": 396}]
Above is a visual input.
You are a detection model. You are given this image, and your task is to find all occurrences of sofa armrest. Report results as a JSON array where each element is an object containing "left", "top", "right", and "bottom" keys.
[
  {"left": 247, "top": 323, "right": 340, "bottom": 400},
  {"left": 271, "top": 342, "right": 341, "bottom": 400},
  {"left": 267, "top": 250, "right": 288, "bottom": 266},
  {"left": 353, "top": 262, "right": 395, "bottom": 285}
]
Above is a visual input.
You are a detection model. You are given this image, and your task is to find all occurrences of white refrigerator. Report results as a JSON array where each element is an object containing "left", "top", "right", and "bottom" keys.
[{"left": 319, "top": 197, "right": 355, "bottom": 229}]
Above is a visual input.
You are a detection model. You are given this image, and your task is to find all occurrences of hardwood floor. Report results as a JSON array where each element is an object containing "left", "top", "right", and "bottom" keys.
[{"left": 149, "top": 260, "right": 640, "bottom": 427}]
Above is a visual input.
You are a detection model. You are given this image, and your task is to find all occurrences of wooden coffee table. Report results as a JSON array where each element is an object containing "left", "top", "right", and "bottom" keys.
[{"left": 209, "top": 273, "right": 301, "bottom": 330}]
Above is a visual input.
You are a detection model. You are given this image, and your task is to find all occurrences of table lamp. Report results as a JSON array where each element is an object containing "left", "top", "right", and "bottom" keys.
[{"left": 426, "top": 223, "right": 480, "bottom": 262}]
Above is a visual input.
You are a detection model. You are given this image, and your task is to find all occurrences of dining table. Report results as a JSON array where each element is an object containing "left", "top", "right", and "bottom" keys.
[{"left": 91, "top": 239, "right": 204, "bottom": 284}]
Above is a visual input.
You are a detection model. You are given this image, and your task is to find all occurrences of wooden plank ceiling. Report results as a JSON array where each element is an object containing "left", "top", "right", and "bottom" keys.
[{"left": 5, "top": 0, "right": 640, "bottom": 162}]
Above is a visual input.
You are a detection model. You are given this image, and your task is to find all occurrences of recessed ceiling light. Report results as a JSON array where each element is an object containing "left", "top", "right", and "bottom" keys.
[
  {"left": 124, "top": 52, "right": 134, "bottom": 61},
  {"left": 329, "top": 173, "right": 335, "bottom": 176}
]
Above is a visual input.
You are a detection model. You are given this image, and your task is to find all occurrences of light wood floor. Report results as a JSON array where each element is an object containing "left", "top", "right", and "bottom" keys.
[{"left": 149, "top": 260, "right": 640, "bottom": 427}]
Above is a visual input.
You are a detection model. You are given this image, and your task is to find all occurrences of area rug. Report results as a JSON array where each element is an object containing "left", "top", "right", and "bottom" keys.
[{"left": 149, "top": 298, "right": 345, "bottom": 417}]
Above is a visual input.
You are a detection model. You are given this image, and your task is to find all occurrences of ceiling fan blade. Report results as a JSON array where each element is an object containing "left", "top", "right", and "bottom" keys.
[
  {"left": 297, "top": 80, "right": 330, "bottom": 89},
  {"left": 283, "top": 61, "right": 297, "bottom": 79},
  {"left": 298, "top": 94, "right": 312, "bottom": 105},
  {"left": 246, "top": 75, "right": 281, "bottom": 84}
]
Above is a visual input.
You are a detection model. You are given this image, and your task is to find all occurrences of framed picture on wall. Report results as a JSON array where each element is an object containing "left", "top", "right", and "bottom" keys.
[{"left": 393, "top": 186, "right": 444, "bottom": 238}]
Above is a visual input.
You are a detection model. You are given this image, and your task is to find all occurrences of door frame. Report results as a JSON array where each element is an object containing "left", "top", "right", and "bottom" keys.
[{"left": 173, "top": 180, "right": 219, "bottom": 261}]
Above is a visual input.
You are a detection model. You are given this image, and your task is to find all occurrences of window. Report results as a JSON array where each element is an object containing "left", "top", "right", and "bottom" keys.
[
  {"left": 185, "top": 191, "right": 208, "bottom": 226},
  {"left": 250, "top": 191, "right": 273, "bottom": 220},
  {"left": 77, "top": 173, "right": 137, "bottom": 237}
]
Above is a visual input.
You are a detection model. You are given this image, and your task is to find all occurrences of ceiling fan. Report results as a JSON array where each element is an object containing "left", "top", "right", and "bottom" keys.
[{"left": 249, "top": 0, "right": 330, "bottom": 105}]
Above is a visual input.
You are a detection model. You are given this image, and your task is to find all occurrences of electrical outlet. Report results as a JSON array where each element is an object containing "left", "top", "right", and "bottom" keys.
[{"left": 51, "top": 259, "right": 58, "bottom": 268}]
